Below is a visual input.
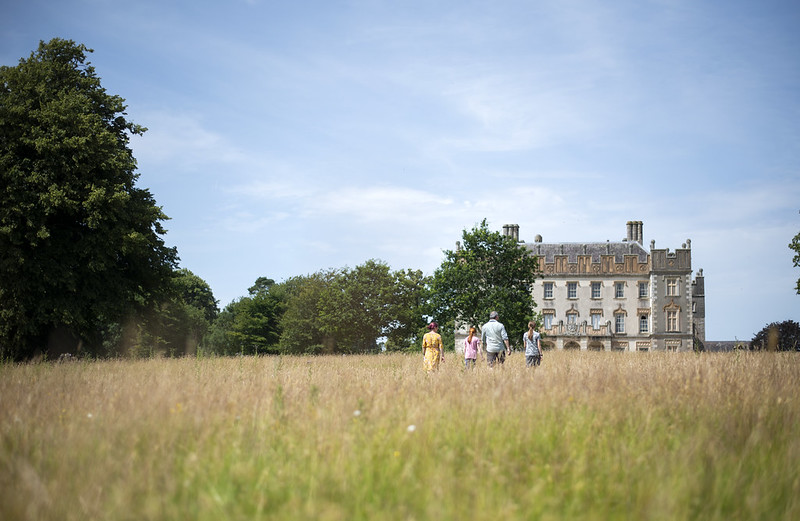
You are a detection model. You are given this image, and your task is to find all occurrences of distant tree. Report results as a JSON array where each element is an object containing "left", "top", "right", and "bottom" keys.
[
  {"left": 208, "top": 277, "right": 286, "bottom": 356},
  {"left": 750, "top": 320, "right": 800, "bottom": 351},
  {"left": 384, "top": 268, "right": 429, "bottom": 351},
  {"left": 318, "top": 260, "right": 404, "bottom": 353},
  {"left": 0, "top": 39, "right": 177, "bottom": 359},
  {"left": 278, "top": 261, "right": 428, "bottom": 354},
  {"left": 277, "top": 271, "right": 337, "bottom": 354},
  {"left": 102, "top": 268, "right": 218, "bottom": 357},
  {"left": 175, "top": 268, "right": 219, "bottom": 323},
  {"left": 791, "top": 228, "right": 800, "bottom": 294},
  {"left": 427, "top": 219, "right": 540, "bottom": 348}
]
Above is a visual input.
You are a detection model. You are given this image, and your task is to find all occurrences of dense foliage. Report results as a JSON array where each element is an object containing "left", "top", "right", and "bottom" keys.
[
  {"left": 0, "top": 39, "right": 177, "bottom": 360},
  {"left": 750, "top": 320, "right": 800, "bottom": 351},
  {"left": 427, "top": 219, "right": 540, "bottom": 348},
  {"left": 204, "top": 261, "right": 429, "bottom": 356},
  {"left": 202, "top": 277, "right": 286, "bottom": 356}
]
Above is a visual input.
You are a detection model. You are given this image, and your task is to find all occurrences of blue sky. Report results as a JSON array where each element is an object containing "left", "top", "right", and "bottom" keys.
[{"left": 3, "top": 0, "right": 799, "bottom": 341}]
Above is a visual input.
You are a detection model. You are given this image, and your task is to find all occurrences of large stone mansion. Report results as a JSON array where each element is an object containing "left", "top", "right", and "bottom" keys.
[{"left": 461, "top": 221, "right": 705, "bottom": 352}]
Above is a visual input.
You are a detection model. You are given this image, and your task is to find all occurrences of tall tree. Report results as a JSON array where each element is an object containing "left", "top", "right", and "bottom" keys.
[
  {"left": 384, "top": 268, "right": 429, "bottom": 351},
  {"left": 317, "top": 260, "right": 404, "bottom": 353},
  {"left": 203, "top": 277, "right": 285, "bottom": 356},
  {"left": 277, "top": 271, "right": 336, "bottom": 354},
  {"left": 427, "top": 219, "right": 540, "bottom": 348},
  {"left": 278, "top": 261, "right": 428, "bottom": 354},
  {"left": 0, "top": 39, "right": 178, "bottom": 359}
]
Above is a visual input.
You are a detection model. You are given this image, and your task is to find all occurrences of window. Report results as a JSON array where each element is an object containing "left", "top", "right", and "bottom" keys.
[
  {"left": 543, "top": 282, "right": 554, "bottom": 299},
  {"left": 666, "top": 278, "right": 679, "bottom": 296},
  {"left": 568, "top": 282, "right": 578, "bottom": 299},
  {"left": 638, "top": 282, "right": 649, "bottom": 298},
  {"left": 639, "top": 315, "right": 649, "bottom": 333},
  {"left": 543, "top": 313, "right": 553, "bottom": 329},
  {"left": 591, "top": 313, "right": 602, "bottom": 329},
  {"left": 615, "top": 314, "right": 625, "bottom": 333},
  {"left": 615, "top": 282, "right": 624, "bottom": 298},
  {"left": 591, "top": 282, "right": 601, "bottom": 299},
  {"left": 667, "top": 310, "right": 679, "bottom": 331}
]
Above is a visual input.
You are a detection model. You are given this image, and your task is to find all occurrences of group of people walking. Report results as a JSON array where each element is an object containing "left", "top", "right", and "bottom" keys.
[{"left": 422, "top": 311, "right": 542, "bottom": 372}]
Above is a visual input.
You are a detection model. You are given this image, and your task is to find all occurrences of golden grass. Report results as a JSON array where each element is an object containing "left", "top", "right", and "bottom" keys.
[{"left": 1, "top": 351, "right": 798, "bottom": 520}]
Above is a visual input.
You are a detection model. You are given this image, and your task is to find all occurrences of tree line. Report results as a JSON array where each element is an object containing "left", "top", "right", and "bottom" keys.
[
  {"left": 2, "top": 39, "right": 796, "bottom": 360},
  {"left": 0, "top": 39, "right": 542, "bottom": 361}
]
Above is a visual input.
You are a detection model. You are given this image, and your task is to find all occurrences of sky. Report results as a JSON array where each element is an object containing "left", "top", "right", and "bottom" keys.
[{"left": 2, "top": 0, "right": 799, "bottom": 341}]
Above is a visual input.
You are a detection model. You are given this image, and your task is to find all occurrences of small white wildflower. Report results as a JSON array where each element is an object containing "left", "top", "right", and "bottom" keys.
[
  {"left": 407, "top": 424, "right": 416, "bottom": 432},
  {"left": 87, "top": 413, "right": 93, "bottom": 419},
  {"left": 353, "top": 410, "right": 361, "bottom": 417}
]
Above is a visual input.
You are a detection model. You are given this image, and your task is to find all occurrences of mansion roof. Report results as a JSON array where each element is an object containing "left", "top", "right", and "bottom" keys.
[{"left": 524, "top": 241, "right": 650, "bottom": 264}]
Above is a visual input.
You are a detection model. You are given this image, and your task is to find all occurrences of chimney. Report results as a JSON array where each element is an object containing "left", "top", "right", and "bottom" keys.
[
  {"left": 503, "top": 224, "right": 520, "bottom": 242},
  {"left": 627, "top": 221, "right": 643, "bottom": 244}
]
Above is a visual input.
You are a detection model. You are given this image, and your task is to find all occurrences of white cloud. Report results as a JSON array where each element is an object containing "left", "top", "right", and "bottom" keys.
[{"left": 132, "top": 111, "right": 247, "bottom": 170}]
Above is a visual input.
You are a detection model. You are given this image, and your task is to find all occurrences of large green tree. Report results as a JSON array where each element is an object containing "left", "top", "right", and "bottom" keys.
[
  {"left": 0, "top": 39, "right": 177, "bottom": 359},
  {"left": 277, "top": 261, "right": 428, "bottom": 354},
  {"left": 203, "top": 277, "right": 285, "bottom": 356},
  {"left": 427, "top": 219, "right": 540, "bottom": 348},
  {"left": 277, "top": 271, "right": 336, "bottom": 354}
]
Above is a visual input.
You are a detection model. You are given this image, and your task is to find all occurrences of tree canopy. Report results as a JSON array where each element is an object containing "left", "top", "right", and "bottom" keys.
[
  {"left": 427, "top": 219, "right": 540, "bottom": 348},
  {"left": 0, "top": 39, "right": 177, "bottom": 359},
  {"left": 750, "top": 320, "right": 800, "bottom": 351}
]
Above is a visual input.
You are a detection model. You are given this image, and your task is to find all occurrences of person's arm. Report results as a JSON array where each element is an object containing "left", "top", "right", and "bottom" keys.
[{"left": 504, "top": 339, "right": 511, "bottom": 355}]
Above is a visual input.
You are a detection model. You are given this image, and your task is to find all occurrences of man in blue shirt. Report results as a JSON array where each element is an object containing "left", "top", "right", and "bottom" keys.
[{"left": 481, "top": 311, "right": 511, "bottom": 367}]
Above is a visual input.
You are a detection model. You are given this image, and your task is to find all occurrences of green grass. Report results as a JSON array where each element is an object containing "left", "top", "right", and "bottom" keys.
[{"left": 1, "top": 351, "right": 798, "bottom": 520}]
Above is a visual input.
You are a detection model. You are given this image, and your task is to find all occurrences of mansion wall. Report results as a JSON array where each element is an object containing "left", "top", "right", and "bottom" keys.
[
  {"left": 526, "top": 221, "right": 704, "bottom": 352},
  {"left": 453, "top": 221, "right": 705, "bottom": 353}
]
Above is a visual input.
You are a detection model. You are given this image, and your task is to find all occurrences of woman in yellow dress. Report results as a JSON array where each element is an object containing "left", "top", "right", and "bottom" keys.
[{"left": 422, "top": 321, "right": 443, "bottom": 372}]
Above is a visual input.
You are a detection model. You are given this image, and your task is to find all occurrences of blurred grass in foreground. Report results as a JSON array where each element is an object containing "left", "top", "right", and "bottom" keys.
[{"left": 1, "top": 351, "right": 798, "bottom": 520}]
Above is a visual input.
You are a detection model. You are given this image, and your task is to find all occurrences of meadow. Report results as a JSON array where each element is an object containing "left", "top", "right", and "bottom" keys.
[{"left": 1, "top": 351, "right": 798, "bottom": 521}]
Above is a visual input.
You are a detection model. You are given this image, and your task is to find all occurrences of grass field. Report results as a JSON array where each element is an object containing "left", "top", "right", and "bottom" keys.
[{"left": 1, "top": 351, "right": 798, "bottom": 520}]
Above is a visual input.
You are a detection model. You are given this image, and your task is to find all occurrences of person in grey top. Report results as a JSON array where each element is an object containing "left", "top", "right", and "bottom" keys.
[
  {"left": 481, "top": 311, "right": 511, "bottom": 367},
  {"left": 523, "top": 320, "right": 542, "bottom": 367}
]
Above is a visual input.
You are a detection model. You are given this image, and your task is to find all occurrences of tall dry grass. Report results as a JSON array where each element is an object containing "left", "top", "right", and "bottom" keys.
[{"left": 1, "top": 351, "right": 798, "bottom": 520}]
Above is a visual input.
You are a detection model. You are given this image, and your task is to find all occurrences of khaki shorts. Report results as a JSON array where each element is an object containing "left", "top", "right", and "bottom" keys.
[{"left": 486, "top": 351, "right": 505, "bottom": 367}]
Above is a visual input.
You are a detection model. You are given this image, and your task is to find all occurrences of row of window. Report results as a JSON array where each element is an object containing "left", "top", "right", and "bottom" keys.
[
  {"left": 542, "top": 278, "right": 681, "bottom": 299},
  {"left": 542, "top": 310, "right": 681, "bottom": 334}
]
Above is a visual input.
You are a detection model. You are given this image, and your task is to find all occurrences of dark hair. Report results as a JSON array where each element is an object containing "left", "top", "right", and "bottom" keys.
[{"left": 428, "top": 322, "right": 438, "bottom": 330}]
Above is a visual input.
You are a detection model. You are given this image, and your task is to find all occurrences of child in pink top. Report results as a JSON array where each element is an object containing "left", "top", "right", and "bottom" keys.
[{"left": 464, "top": 326, "right": 482, "bottom": 369}]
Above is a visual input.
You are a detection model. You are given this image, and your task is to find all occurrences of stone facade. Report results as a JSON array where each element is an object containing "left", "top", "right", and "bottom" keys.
[
  {"left": 455, "top": 221, "right": 705, "bottom": 353},
  {"left": 527, "top": 221, "right": 704, "bottom": 352}
]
